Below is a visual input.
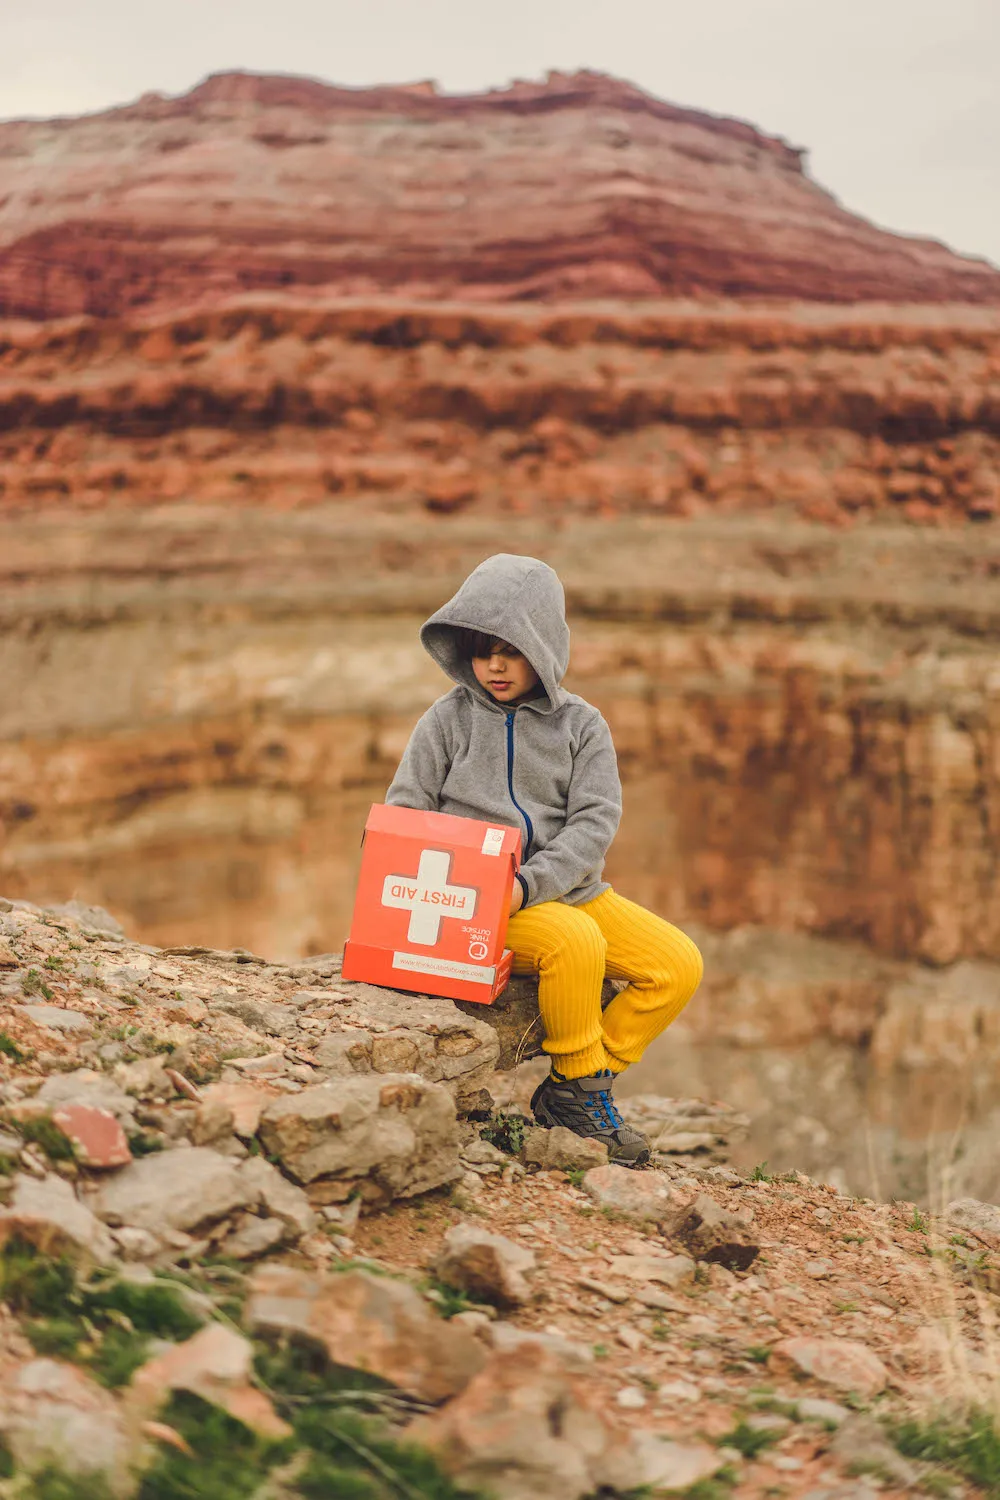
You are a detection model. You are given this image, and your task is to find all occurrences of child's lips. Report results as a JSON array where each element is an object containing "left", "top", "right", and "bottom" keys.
[{"left": 489, "top": 681, "right": 511, "bottom": 690}]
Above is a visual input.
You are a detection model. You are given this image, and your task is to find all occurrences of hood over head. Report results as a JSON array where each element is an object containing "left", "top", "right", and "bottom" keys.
[{"left": 420, "top": 554, "right": 569, "bottom": 711}]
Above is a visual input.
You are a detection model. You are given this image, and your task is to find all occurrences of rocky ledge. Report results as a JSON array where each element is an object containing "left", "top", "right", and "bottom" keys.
[{"left": 0, "top": 895, "right": 995, "bottom": 1498}]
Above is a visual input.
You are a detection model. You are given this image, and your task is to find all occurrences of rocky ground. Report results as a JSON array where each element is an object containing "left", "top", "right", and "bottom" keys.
[{"left": 0, "top": 896, "right": 995, "bottom": 1498}]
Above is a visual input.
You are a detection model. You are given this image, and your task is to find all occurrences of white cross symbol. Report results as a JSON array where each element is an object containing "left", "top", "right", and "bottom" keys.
[{"left": 381, "top": 849, "right": 478, "bottom": 945}]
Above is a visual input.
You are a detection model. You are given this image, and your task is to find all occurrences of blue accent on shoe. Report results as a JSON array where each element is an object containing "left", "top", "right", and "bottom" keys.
[
  {"left": 505, "top": 712, "right": 534, "bottom": 859},
  {"left": 587, "top": 1070, "right": 624, "bottom": 1132}
]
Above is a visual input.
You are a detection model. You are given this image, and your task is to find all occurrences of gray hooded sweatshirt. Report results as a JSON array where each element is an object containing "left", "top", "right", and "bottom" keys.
[{"left": 385, "top": 554, "right": 622, "bottom": 907}]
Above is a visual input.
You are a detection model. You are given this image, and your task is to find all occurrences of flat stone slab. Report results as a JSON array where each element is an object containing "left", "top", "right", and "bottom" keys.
[{"left": 17, "top": 1005, "right": 93, "bottom": 1034}]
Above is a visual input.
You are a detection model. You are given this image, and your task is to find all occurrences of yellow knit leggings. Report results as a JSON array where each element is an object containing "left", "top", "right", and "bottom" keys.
[{"left": 506, "top": 887, "right": 703, "bottom": 1080}]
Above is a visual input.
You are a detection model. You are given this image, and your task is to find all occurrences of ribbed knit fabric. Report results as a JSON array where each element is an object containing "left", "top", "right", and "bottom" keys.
[{"left": 506, "top": 887, "right": 704, "bottom": 1079}]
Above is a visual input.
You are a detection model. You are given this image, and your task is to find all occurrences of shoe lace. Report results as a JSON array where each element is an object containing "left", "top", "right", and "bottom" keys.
[{"left": 585, "top": 1071, "right": 624, "bottom": 1132}]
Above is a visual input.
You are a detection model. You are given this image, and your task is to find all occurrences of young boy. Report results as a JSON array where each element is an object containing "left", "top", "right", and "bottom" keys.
[{"left": 385, "top": 553, "right": 703, "bottom": 1167}]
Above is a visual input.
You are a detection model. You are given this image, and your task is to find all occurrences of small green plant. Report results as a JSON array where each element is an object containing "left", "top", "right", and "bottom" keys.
[
  {"left": 43, "top": 957, "right": 65, "bottom": 971},
  {"left": 890, "top": 1408, "right": 1000, "bottom": 1492},
  {"left": 676, "top": 1466, "right": 738, "bottom": 1499},
  {"left": 835, "top": 1300, "right": 860, "bottom": 1314},
  {"left": 744, "top": 1345, "right": 772, "bottom": 1364},
  {"left": 22, "top": 969, "right": 53, "bottom": 1000},
  {"left": 592, "top": 1343, "right": 610, "bottom": 1359},
  {"left": 750, "top": 1162, "right": 773, "bottom": 1183},
  {"left": 0, "top": 1238, "right": 203, "bottom": 1390},
  {"left": 566, "top": 1168, "right": 586, "bottom": 1189},
  {"left": 948, "top": 1233, "right": 970, "bottom": 1247},
  {"left": 0, "top": 1032, "right": 26, "bottom": 1062},
  {"left": 719, "top": 1420, "right": 779, "bottom": 1459},
  {"left": 27, "top": 1469, "right": 116, "bottom": 1500},
  {"left": 19, "top": 1115, "right": 75, "bottom": 1162},
  {"left": 422, "top": 1279, "right": 475, "bottom": 1319},
  {"left": 842, "top": 1232, "right": 867, "bottom": 1244},
  {"left": 136, "top": 1389, "right": 289, "bottom": 1500},
  {"left": 479, "top": 1112, "right": 526, "bottom": 1155},
  {"left": 127, "top": 1130, "right": 166, "bottom": 1156},
  {"left": 906, "top": 1206, "right": 929, "bottom": 1234}
]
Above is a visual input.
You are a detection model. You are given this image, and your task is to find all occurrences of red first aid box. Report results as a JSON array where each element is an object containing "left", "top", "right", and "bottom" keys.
[{"left": 341, "top": 803, "right": 522, "bottom": 1004}]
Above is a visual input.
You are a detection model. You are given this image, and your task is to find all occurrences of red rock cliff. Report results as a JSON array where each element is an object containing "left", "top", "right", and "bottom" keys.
[{"left": 1, "top": 69, "right": 998, "bottom": 319}]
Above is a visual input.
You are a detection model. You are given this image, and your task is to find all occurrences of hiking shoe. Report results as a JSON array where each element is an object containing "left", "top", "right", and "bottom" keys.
[{"left": 530, "top": 1069, "right": 650, "bottom": 1168}]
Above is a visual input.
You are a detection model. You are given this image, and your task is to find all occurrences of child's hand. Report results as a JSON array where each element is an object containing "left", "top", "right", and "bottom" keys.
[{"left": 509, "top": 882, "right": 524, "bottom": 917}]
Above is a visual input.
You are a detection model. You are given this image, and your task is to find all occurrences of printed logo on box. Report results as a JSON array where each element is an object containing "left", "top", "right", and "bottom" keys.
[
  {"left": 380, "top": 848, "right": 478, "bottom": 945},
  {"left": 481, "top": 826, "right": 506, "bottom": 856}
]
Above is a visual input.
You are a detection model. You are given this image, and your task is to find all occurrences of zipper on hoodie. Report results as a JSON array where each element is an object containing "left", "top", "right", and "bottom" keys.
[{"left": 505, "top": 711, "right": 534, "bottom": 859}]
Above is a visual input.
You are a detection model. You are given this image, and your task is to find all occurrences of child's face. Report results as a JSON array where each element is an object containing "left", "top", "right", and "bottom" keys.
[{"left": 471, "top": 639, "right": 541, "bottom": 706}]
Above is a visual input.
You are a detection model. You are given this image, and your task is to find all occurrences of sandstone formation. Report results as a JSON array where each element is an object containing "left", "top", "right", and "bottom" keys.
[
  {"left": 2, "top": 70, "right": 998, "bottom": 321},
  {"left": 2, "top": 299, "right": 999, "bottom": 524}
]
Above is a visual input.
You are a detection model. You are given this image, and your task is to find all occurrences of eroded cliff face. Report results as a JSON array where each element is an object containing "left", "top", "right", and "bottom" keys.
[
  {"left": 2, "top": 69, "right": 999, "bottom": 319},
  {"left": 3, "top": 300, "right": 999, "bottom": 524},
  {"left": 5, "top": 511, "right": 1000, "bottom": 955},
  {"left": 2, "top": 509, "right": 1000, "bottom": 1197}
]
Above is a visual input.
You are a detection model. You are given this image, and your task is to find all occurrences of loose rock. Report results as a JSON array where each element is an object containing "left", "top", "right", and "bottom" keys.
[
  {"left": 0, "top": 1358, "right": 130, "bottom": 1485},
  {"left": 947, "top": 1196, "right": 1000, "bottom": 1251},
  {"left": 771, "top": 1336, "right": 889, "bottom": 1397},
  {"left": 128, "top": 1322, "right": 290, "bottom": 1439},
  {"left": 416, "top": 1347, "right": 643, "bottom": 1500},
  {"left": 258, "top": 1073, "right": 461, "bottom": 1203},
  {"left": 237, "top": 1156, "right": 316, "bottom": 1239},
  {"left": 665, "top": 1192, "right": 759, "bottom": 1270},
  {"left": 431, "top": 1223, "right": 536, "bottom": 1309},
  {"left": 0, "top": 1173, "right": 115, "bottom": 1264},
  {"left": 607, "top": 1253, "right": 695, "bottom": 1288},
  {"left": 51, "top": 1104, "right": 132, "bottom": 1169},
  {"left": 522, "top": 1125, "right": 608, "bottom": 1172},
  {"left": 582, "top": 1163, "right": 676, "bottom": 1222},
  {"left": 94, "top": 1146, "right": 254, "bottom": 1235},
  {"left": 629, "top": 1435, "right": 728, "bottom": 1493},
  {"left": 246, "top": 1263, "right": 485, "bottom": 1403}
]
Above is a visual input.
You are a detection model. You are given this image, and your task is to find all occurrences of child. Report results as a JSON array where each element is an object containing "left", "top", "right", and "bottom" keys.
[{"left": 386, "top": 553, "right": 703, "bottom": 1167}]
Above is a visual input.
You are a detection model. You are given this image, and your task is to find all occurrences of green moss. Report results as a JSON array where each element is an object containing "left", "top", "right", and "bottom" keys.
[
  {"left": 255, "top": 1339, "right": 392, "bottom": 1403},
  {"left": 26, "top": 1316, "right": 83, "bottom": 1358},
  {"left": 128, "top": 1130, "right": 166, "bottom": 1155},
  {"left": 0, "top": 1238, "right": 76, "bottom": 1315},
  {"left": 26, "top": 1469, "right": 117, "bottom": 1500},
  {"left": 18, "top": 1115, "right": 75, "bottom": 1162},
  {"left": 0, "top": 1435, "right": 14, "bottom": 1479},
  {"left": 89, "top": 1323, "right": 153, "bottom": 1389},
  {"left": 891, "top": 1408, "right": 1000, "bottom": 1491},
  {"left": 137, "top": 1391, "right": 290, "bottom": 1500},
  {"left": 22, "top": 970, "right": 54, "bottom": 1000},
  {"left": 295, "top": 1408, "right": 484, "bottom": 1500},
  {"left": 95, "top": 1276, "right": 203, "bottom": 1341},
  {"left": 0, "top": 1032, "right": 26, "bottom": 1062},
  {"left": 1, "top": 1239, "right": 204, "bottom": 1390},
  {"left": 718, "top": 1420, "right": 779, "bottom": 1459},
  {"left": 421, "top": 1279, "right": 475, "bottom": 1319}
]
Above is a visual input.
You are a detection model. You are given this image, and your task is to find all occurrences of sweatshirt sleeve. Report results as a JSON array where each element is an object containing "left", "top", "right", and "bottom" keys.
[
  {"left": 516, "top": 713, "right": 622, "bottom": 907},
  {"left": 384, "top": 704, "right": 451, "bottom": 811}
]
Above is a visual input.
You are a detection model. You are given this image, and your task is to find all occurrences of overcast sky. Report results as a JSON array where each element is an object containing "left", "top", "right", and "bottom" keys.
[{"left": 3, "top": 0, "right": 998, "bottom": 267}]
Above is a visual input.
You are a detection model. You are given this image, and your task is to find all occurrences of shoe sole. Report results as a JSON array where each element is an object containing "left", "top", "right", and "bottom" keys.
[{"left": 531, "top": 1087, "right": 650, "bottom": 1170}]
